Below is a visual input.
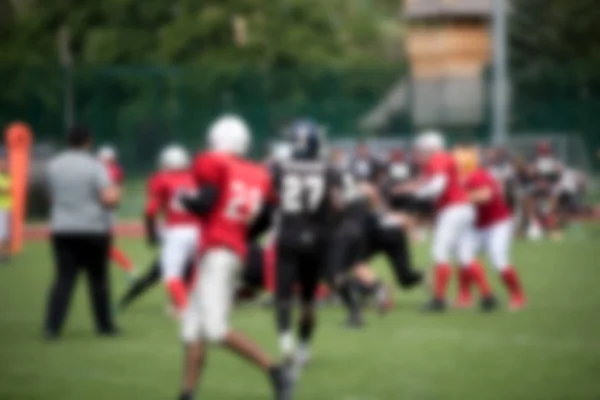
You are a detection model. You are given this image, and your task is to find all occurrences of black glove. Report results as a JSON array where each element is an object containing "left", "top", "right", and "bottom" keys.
[{"left": 145, "top": 215, "right": 159, "bottom": 248}]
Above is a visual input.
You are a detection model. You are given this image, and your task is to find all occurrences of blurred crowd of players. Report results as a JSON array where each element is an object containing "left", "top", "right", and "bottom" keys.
[{"left": 92, "top": 118, "right": 591, "bottom": 400}]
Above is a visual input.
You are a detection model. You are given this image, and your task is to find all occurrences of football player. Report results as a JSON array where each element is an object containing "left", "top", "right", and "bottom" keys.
[
  {"left": 461, "top": 153, "right": 526, "bottom": 310},
  {"left": 143, "top": 145, "right": 200, "bottom": 313},
  {"left": 97, "top": 145, "right": 137, "bottom": 278},
  {"left": 397, "top": 131, "right": 496, "bottom": 312},
  {"left": 269, "top": 119, "right": 345, "bottom": 366},
  {"left": 178, "top": 115, "right": 291, "bottom": 400}
]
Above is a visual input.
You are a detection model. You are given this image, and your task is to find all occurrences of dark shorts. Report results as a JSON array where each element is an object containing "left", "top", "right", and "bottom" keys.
[{"left": 276, "top": 242, "right": 327, "bottom": 305}]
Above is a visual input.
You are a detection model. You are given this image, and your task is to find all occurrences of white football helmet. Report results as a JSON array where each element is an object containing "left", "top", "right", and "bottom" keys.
[
  {"left": 159, "top": 145, "right": 190, "bottom": 170},
  {"left": 207, "top": 115, "right": 251, "bottom": 156},
  {"left": 414, "top": 130, "right": 446, "bottom": 153},
  {"left": 271, "top": 143, "right": 292, "bottom": 162},
  {"left": 97, "top": 145, "right": 117, "bottom": 161}
]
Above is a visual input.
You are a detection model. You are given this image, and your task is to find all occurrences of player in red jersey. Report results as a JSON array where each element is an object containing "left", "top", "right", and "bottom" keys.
[
  {"left": 400, "top": 132, "right": 496, "bottom": 312},
  {"left": 144, "top": 145, "right": 200, "bottom": 313},
  {"left": 97, "top": 146, "right": 137, "bottom": 278},
  {"left": 461, "top": 157, "right": 526, "bottom": 311},
  {"left": 178, "top": 116, "right": 292, "bottom": 400}
]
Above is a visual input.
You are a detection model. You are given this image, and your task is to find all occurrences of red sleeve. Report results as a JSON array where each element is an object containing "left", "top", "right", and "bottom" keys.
[
  {"left": 425, "top": 154, "right": 448, "bottom": 176},
  {"left": 110, "top": 163, "right": 125, "bottom": 184},
  {"left": 192, "top": 153, "right": 223, "bottom": 187},
  {"left": 145, "top": 174, "right": 164, "bottom": 217},
  {"left": 465, "top": 170, "right": 491, "bottom": 191}
]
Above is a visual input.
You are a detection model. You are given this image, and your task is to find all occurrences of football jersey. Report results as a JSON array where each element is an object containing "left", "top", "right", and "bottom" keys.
[
  {"left": 534, "top": 156, "right": 562, "bottom": 184},
  {"left": 106, "top": 161, "right": 124, "bottom": 185},
  {"left": 350, "top": 156, "right": 385, "bottom": 183},
  {"left": 465, "top": 168, "right": 511, "bottom": 228},
  {"left": 272, "top": 159, "right": 342, "bottom": 249},
  {"left": 192, "top": 151, "right": 271, "bottom": 258},
  {"left": 424, "top": 152, "right": 469, "bottom": 212},
  {"left": 145, "top": 170, "right": 200, "bottom": 227}
]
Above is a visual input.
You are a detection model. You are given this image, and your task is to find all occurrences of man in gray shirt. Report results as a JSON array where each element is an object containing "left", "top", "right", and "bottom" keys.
[{"left": 44, "top": 125, "right": 121, "bottom": 339}]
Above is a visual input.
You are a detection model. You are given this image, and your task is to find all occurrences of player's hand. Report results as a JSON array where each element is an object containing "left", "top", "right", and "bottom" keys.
[
  {"left": 146, "top": 233, "right": 159, "bottom": 248},
  {"left": 393, "top": 182, "right": 416, "bottom": 194}
]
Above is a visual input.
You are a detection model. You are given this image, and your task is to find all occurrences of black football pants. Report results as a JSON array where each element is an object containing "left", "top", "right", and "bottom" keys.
[{"left": 44, "top": 233, "right": 115, "bottom": 335}]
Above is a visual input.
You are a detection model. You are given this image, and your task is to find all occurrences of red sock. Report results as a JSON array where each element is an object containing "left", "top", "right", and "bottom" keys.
[
  {"left": 166, "top": 279, "right": 188, "bottom": 311},
  {"left": 501, "top": 267, "right": 524, "bottom": 298},
  {"left": 110, "top": 247, "right": 134, "bottom": 273},
  {"left": 468, "top": 261, "right": 492, "bottom": 297},
  {"left": 316, "top": 284, "right": 330, "bottom": 300},
  {"left": 458, "top": 268, "right": 472, "bottom": 300},
  {"left": 434, "top": 264, "right": 452, "bottom": 300},
  {"left": 263, "top": 243, "right": 277, "bottom": 294}
]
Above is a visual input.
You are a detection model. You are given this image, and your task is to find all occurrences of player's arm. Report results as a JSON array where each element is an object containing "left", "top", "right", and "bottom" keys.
[
  {"left": 144, "top": 176, "right": 163, "bottom": 247},
  {"left": 414, "top": 174, "right": 447, "bottom": 199},
  {"left": 249, "top": 168, "right": 279, "bottom": 239},
  {"left": 469, "top": 187, "right": 493, "bottom": 204},
  {"left": 181, "top": 153, "right": 222, "bottom": 216},
  {"left": 466, "top": 173, "right": 493, "bottom": 204},
  {"left": 181, "top": 186, "right": 219, "bottom": 216}
]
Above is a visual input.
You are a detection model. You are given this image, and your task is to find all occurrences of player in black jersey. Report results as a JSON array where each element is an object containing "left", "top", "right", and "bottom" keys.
[{"left": 270, "top": 119, "right": 345, "bottom": 367}]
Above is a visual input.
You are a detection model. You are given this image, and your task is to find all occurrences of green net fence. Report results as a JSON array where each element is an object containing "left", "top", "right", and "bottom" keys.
[{"left": 1, "top": 66, "right": 600, "bottom": 218}]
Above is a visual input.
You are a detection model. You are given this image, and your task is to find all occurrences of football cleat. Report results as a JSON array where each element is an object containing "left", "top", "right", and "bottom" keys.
[
  {"left": 270, "top": 365, "right": 294, "bottom": 400},
  {"left": 346, "top": 311, "right": 365, "bottom": 329},
  {"left": 480, "top": 295, "right": 498, "bottom": 312},
  {"left": 422, "top": 298, "right": 447, "bottom": 313}
]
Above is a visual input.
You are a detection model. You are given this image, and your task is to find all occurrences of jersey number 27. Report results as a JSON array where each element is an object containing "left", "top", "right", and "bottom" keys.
[{"left": 282, "top": 174, "right": 325, "bottom": 213}]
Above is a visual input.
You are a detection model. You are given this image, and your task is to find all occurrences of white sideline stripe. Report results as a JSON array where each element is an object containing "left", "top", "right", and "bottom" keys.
[{"left": 395, "top": 327, "right": 600, "bottom": 352}]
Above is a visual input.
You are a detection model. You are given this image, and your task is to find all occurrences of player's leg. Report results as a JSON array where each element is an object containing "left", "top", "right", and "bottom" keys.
[
  {"left": 119, "top": 259, "right": 161, "bottom": 311},
  {"left": 179, "top": 259, "right": 205, "bottom": 400},
  {"left": 197, "top": 248, "right": 290, "bottom": 399},
  {"left": 486, "top": 219, "right": 526, "bottom": 310},
  {"left": 455, "top": 228, "right": 482, "bottom": 308},
  {"left": 376, "top": 223, "right": 423, "bottom": 289},
  {"left": 325, "top": 223, "right": 365, "bottom": 327},
  {"left": 295, "top": 251, "right": 322, "bottom": 367},
  {"left": 275, "top": 245, "right": 298, "bottom": 360},
  {"left": 44, "top": 235, "right": 80, "bottom": 338},
  {"left": 110, "top": 246, "right": 137, "bottom": 277},
  {"left": 350, "top": 263, "right": 392, "bottom": 313},
  {"left": 83, "top": 235, "right": 118, "bottom": 334},
  {"left": 160, "top": 227, "right": 198, "bottom": 313},
  {"left": 425, "top": 209, "right": 458, "bottom": 311},
  {"left": 456, "top": 208, "right": 497, "bottom": 311}
]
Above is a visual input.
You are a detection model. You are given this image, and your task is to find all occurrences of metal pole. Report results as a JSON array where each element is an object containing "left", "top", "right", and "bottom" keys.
[
  {"left": 492, "top": 0, "right": 508, "bottom": 145},
  {"left": 58, "top": 26, "right": 75, "bottom": 129}
]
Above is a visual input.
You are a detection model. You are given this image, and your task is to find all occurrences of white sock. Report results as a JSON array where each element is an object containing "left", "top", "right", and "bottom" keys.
[
  {"left": 279, "top": 331, "right": 294, "bottom": 357},
  {"left": 296, "top": 341, "right": 311, "bottom": 365}
]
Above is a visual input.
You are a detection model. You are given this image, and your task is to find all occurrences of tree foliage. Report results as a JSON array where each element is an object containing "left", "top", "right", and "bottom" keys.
[
  {"left": 510, "top": 0, "right": 600, "bottom": 82},
  {"left": 0, "top": 0, "right": 402, "bottom": 67}
]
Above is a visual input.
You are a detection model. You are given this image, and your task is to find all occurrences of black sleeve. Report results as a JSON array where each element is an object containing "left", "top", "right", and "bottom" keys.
[
  {"left": 144, "top": 214, "right": 159, "bottom": 247},
  {"left": 248, "top": 201, "right": 275, "bottom": 240},
  {"left": 181, "top": 185, "right": 219, "bottom": 216}
]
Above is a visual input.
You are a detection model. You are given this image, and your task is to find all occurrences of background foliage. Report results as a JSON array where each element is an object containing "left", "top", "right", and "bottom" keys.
[{"left": 0, "top": 0, "right": 599, "bottom": 168}]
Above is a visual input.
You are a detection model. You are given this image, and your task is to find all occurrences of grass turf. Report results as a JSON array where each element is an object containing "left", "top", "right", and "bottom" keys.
[{"left": 0, "top": 235, "right": 599, "bottom": 400}]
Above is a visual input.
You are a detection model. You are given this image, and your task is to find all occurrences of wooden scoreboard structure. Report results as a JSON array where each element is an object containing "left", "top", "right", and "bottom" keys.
[{"left": 404, "top": 0, "right": 493, "bottom": 129}]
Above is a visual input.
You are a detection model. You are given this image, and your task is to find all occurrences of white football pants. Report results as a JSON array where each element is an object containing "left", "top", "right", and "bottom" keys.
[
  {"left": 181, "top": 248, "right": 240, "bottom": 344},
  {"left": 432, "top": 204, "right": 476, "bottom": 266},
  {"left": 470, "top": 218, "right": 513, "bottom": 271},
  {"left": 160, "top": 226, "right": 200, "bottom": 281}
]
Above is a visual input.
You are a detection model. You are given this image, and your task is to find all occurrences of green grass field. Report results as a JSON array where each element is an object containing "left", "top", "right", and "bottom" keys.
[{"left": 1, "top": 233, "right": 600, "bottom": 400}]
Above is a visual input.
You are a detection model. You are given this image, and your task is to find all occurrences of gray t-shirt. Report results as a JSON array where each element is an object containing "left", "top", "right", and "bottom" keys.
[{"left": 47, "top": 150, "right": 113, "bottom": 233}]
